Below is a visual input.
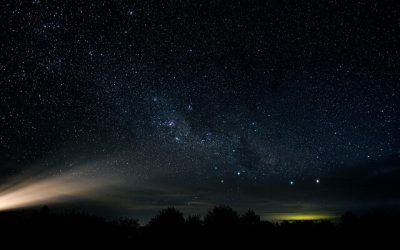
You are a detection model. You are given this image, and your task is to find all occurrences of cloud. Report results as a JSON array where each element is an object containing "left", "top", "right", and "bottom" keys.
[{"left": 0, "top": 165, "right": 121, "bottom": 211}]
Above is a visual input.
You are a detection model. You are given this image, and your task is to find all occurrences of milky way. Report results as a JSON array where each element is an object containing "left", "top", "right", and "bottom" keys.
[{"left": 1, "top": 1, "right": 399, "bottom": 220}]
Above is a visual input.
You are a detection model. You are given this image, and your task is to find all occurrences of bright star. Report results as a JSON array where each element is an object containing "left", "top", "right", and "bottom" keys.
[{"left": 166, "top": 119, "right": 176, "bottom": 127}]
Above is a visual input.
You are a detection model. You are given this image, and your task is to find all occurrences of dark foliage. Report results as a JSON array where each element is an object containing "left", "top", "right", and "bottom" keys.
[
  {"left": 204, "top": 205, "right": 240, "bottom": 229},
  {"left": 148, "top": 207, "right": 185, "bottom": 229},
  {"left": 0, "top": 206, "right": 398, "bottom": 247}
]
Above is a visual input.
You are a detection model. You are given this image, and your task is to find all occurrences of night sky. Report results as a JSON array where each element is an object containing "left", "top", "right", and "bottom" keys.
[{"left": 1, "top": 0, "right": 399, "bottom": 221}]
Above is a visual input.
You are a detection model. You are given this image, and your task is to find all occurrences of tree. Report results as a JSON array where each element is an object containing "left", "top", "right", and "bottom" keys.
[
  {"left": 186, "top": 215, "right": 203, "bottom": 228},
  {"left": 113, "top": 217, "right": 139, "bottom": 229},
  {"left": 204, "top": 205, "right": 240, "bottom": 228},
  {"left": 148, "top": 207, "right": 185, "bottom": 229},
  {"left": 241, "top": 209, "right": 261, "bottom": 226}
]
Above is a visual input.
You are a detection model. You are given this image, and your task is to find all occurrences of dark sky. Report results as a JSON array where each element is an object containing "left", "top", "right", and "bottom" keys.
[{"left": 1, "top": 0, "right": 399, "bottom": 221}]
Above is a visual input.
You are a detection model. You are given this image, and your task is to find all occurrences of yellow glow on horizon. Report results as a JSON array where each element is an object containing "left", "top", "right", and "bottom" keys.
[{"left": 263, "top": 212, "right": 337, "bottom": 221}]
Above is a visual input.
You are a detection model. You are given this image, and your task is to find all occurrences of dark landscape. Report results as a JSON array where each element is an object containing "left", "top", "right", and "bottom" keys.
[{"left": 1, "top": 205, "right": 399, "bottom": 246}]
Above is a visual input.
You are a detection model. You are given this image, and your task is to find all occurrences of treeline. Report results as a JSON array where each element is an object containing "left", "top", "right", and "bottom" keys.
[{"left": 0, "top": 205, "right": 398, "bottom": 246}]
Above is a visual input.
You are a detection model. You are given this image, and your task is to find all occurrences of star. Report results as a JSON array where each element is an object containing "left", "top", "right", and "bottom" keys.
[{"left": 166, "top": 119, "right": 176, "bottom": 127}]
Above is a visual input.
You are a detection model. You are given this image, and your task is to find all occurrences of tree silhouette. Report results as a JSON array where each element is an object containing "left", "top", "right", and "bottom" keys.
[
  {"left": 204, "top": 205, "right": 240, "bottom": 229},
  {"left": 341, "top": 211, "right": 358, "bottom": 228},
  {"left": 0, "top": 205, "right": 398, "bottom": 246},
  {"left": 186, "top": 215, "right": 203, "bottom": 228},
  {"left": 241, "top": 209, "right": 261, "bottom": 226},
  {"left": 148, "top": 207, "right": 185, "bottom": 229},
  {"left": 113, "top": 217, "right": 139, "bottom": 230}
]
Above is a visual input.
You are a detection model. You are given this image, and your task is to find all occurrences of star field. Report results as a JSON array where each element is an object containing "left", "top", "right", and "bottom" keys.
[{"left": 1, "top": 0, "right": 399, "bottom": 219}]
